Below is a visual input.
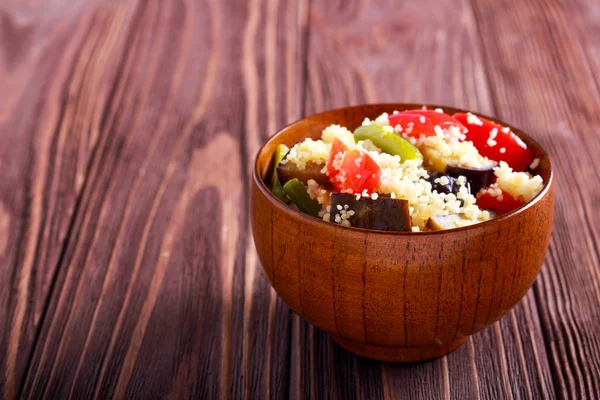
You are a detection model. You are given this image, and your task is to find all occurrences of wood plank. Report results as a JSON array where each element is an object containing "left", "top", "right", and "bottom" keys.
[
  {"left": 19, "top": 0, "right": 307, "bottom": 398},
  {"left": 292, "top": 0, "right": 556, "bottom": 398},
  {"left": 5, "top": 1, "right": 596, "bottom": 399},
  {"left": 569, "top": 0, "right": 600, "bottom": 91},
  {"left": 471, "top": 0, "right": 600, "bottom": 397},
  {"left": 0, "top": 2, "right": 131, "bottom": 398},
  {"left": 239, "top": 1, "right": 308, "bottom": 399}
]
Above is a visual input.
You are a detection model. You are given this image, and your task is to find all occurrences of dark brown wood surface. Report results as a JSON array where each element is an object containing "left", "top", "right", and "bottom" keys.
[{"left": 0, "top": 0, "right": 598, "bottom": 398}]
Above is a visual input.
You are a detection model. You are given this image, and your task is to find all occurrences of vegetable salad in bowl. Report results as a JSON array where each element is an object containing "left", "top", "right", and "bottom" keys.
[{"left": 270, "top": 108, "right": 544, "bottom": 232}]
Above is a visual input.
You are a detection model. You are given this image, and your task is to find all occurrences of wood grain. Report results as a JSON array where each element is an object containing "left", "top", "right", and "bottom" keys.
[
  {"left": 471, "top": 0, "right": 600, "bottom": 397},
  {"left": 0, "top": 0, "right": 598, "bottom": 398},
  {"left": 0, "top": 2, "right": 128, "bottom": 398},
  {"left": 14, "top": 0, "right": 306, "bottom": 398},
  {"left": 293, "top": 0, "right": 556, "bottom": 398}
]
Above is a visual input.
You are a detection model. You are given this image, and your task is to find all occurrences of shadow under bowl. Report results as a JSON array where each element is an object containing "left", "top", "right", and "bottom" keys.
[{"left": 251, "top": 103, "right": 554, "bottom": 362}]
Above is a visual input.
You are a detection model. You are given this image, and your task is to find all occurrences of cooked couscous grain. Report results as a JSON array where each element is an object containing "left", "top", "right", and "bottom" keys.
[{"left": 272, "top": 108, "right": 544, "bottom": 231}]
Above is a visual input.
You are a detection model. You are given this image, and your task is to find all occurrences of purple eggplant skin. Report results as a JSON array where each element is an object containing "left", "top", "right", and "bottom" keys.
[
  {"left": 445, "top": 163, "right": 496, "bottom": 194},
  {"left": 277, "top": 161, "right": 332, "bottom": 187},
  {"left": 329, "top": 194, "right": 412, "bottom": 232},
  {"left": 425, "top": 172, "right": 466, "bottom": 206},
  {"left": 426, "top": 172, "right": 460, "bottom": 195}
]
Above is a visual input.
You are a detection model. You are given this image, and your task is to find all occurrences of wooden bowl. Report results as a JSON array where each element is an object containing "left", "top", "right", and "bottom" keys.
[{"left": 251, "top": 104, "right": 554, "bottom": 362}]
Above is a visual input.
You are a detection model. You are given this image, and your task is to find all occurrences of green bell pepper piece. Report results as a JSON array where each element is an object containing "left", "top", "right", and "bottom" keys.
[
  {"left": 270, "top": 144, "right": 289, "bottom": 200},
  {"left": 354, "top": 123, "right": 422, "bottom": 161},
  {"left": 283, "top": 178, "right": 321, "bottom": 217}
]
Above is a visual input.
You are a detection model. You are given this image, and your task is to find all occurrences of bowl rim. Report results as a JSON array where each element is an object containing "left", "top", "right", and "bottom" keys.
[{"left": 253, "top": 103, "right": 553, "bottom": 236}]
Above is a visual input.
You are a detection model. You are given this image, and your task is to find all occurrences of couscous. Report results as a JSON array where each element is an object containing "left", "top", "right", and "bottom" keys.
[{"left": 269, "top": 108, "right": 544, "bottom": 231}]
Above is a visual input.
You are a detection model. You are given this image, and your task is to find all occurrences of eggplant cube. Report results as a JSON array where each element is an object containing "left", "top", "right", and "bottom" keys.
[{"left": 329, "top": 194, "right": 412, "bottom": 232}]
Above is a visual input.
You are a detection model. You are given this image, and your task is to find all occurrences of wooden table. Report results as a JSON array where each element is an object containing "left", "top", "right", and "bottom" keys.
[{"left": 1, "top": 0, "right": 599, "bottom": 398}]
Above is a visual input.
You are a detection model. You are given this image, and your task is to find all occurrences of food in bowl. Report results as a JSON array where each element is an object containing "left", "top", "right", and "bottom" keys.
[
  {"left": 251, "top": 104, "right": 553, "bottom": 362},
  {"left": 269, "top": 108, "right": 544, "bottom": 231}
]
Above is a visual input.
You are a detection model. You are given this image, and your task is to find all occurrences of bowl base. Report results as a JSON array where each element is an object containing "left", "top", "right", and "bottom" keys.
[{"left": 331, "top": 335, "right": 467, "bottom": 362}]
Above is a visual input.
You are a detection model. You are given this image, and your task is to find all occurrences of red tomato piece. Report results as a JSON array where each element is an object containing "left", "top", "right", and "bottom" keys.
[
  {"left": 337, "top": 150, "right": 382, "bottom": 194},
  {"left": 476, "top": 189, "right": 524, "bottom": 213},
  {"left": 388, "top": 110, "right": 467, "bottom": 138},
  {"left": 327, "top": 139, "right": 381, "bottom": 194},
  {"left": 453, "top": 113, "right": 533, "bottom": 172},
  {"left": 326, "top": 138, "right": 347, "bottom": 184}
]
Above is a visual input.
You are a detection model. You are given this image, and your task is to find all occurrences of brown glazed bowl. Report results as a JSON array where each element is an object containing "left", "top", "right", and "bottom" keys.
[{"left": 251, "top": 104, "right": 553, "bottom": 362}]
